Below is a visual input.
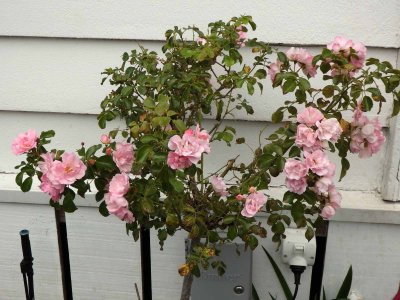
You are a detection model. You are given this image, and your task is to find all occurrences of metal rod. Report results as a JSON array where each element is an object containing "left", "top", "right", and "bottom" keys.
[
  {"left": 140, "top": 227, "right": 152, "bottom": 300},
  {"left": 20, "top": 229, "right": 34, "bottom": 300},
  {"left": 55, "top": 208, "right": 73, "bottom": 300}
]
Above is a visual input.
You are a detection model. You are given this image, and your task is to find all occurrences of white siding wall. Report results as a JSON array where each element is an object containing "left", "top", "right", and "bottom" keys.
[{"left": 1, "top": 1, "right": 400, "bottom": 299}]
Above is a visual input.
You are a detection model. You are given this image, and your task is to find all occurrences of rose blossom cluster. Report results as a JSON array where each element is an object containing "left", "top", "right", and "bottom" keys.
[
  {"left": 286, "top": 47, "right": 317, "bottom": 77},
  {"left": 284, "top": 107, "right": 343, "bottom": 219},
  {"left": 38, "top": 152, "right": 87, "bottom": 201},
  {"left": 240, "top": 188, "right": 268, "bottom": 218},
  {"left": 105, "top": 173, "right": 134, "bottom": 223},
  {"left": 167, "top": 124, "right": 210, "bottom": 170},
  {"left": 11, "top": 129, "right": 38, "bottom": 155},
  {"left": 327, "top": 36, "right": 367, "bottom": 76},
  {"left": 209, "top": 175, "right": 228, "bottom": 196},
  {"left": 350, "top": 107, "right": 385, "bottom": 158}
]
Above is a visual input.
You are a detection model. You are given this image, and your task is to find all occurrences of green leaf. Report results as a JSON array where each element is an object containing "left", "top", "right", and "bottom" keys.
[
  {"left": 169, "top": 177, "right": 184, "bottom": 193},
  {"left": 121, "top": 86, "right": 133, "bottom": 97},
  {"left": 282, "top": 79, "right": 297, "bottom": 94},
  {"left": 271, "top": 110, "right": 284, "bottom": 123},
  {"left": 227, "top": 225, "right": 237, "bottom": 240},
  {"left": 254, "top": 69, "right": 267, "bottom": 79},
  {"left": 40, "top": 130, "right": 55, "bottom": 139},
  {"left": 362, "top": 96, "right": 373, "bottom": 112},
  {"left": 393, "top": 99, "right": 400, "bottom": 117},
  {"left": 95, "top": 155, "right": 115, "bottom": 170},
  {"left": 277, "top": 52, "right": 287, "bottom": 63},
  {"left": 336, "top": 266, "right": 353, "bottom": 299},
  {"left": 305, "top": 226, "right": 314, "bottom": 241},
  {"left": 63, "top": 189, "right": 77, "bottom": 213},
  {"left": 21, "top": 176, "right": 33, "bottom": 192},
  {"left": 136, "top": 145, "right": 153, "bottom": 163},
  {"left": 262, "top": 246, "right": 293, "bottom": 300},
  {"left": 223, "top": 55, "right": 235, "bottom": 67},
  {"left": 339, "top": 157, "right": 350, "bottom": 181},
  {"left": 99, "top": 201, "right": 110, "bottom": 216},
  {"left": 298, "top": 78, "right": 310, "bottom": 91},
  {"left": 172, "top": 120, "right": 186, "bottom": 133},
  {"left": 15, "top": 172, "right": 24, "bottom": 186},
  {"left": 295, "top": 89, "right": 306, "bottom": 102},
  {"left": 247, "top": 82, "right": 255, "bottom": 95},
  {"left": 322, "top": 85, "right": 335, "bottom": 98},
  {"left": 144, "top": 97, "right": 155, "bottom": 109},
  {"left": 85, "top": 144, "right": 102, "bottom": 158}
]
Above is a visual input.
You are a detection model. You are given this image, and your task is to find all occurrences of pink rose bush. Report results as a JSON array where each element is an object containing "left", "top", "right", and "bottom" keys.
[
  {"left": 10, "top": 17, "right": 399, "bottom": 284},
  {"left": 105, "top": 173, "right": 134, "bottom": 223},
  {"left": 12, "top": 129, "right": 38, "bottom": 155},
  {"left": 167, "top": 124, "right": 210, "bottom": 170}
]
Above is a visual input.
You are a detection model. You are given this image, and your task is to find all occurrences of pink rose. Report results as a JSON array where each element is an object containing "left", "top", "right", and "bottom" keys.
[
  {"left": 350, "top": 41, "right": 367, "bottom": 69},
  {"left": 236, "top": 194, "right": 245, "bottom": 201},
  {"left": 241, "top": 191, "right": 267, "bottom": 218},
  {"left": 284, "top": 158, "right": 308, "bottom": 180},
  {"left": 286, "top": 47, "right": 316, "bottom": 77},
  {"left": 325, "top": 162, "right": 336, "bottom": 178},
  {"left": 108, "top": 173, "right": 130, "bottom": 197},
  {"left": 40, "top": 174, "right": 65, "bottom": 201},
  {"left": 320, "top": 205, "right": 336, "bottom": 219},
  {"left": 38, "top": 152, "right": 55, "bottom": 174},
  {"left": 100, "top": 134, "right": 110, "bottom": 144},
  {"left": 316, "top": 118, "right": 342, "bottom": 142},
  {"left": 47, "top": 152, "right": 87, "bottom": 185},
  {"left": 297, "top": 107, "right": 324, "bottom": 127},
  {"left": 236, "top": 26, "right": 247, "bottom": 47},
  {"left": 11, "top": 129, "right": 38, "bottom": 155},
  {"left": 314, "top": 177, "right": 333, "bottom": 195},
  {"left": 305, "top": 150, "right": 331, "bottom": 176},
  {"left": 112, "top": 142, "right": 134, "bottom": 173},
  {"left": 196, "top": 37, "right": 207, "bottom": 45},
  {"left": 328, "top": 185, "right": 342, "bottom": 209},
  {"left": 285, "top": 177, "right": 307, "bottom": 195},
  {"left": 269, "top": 60, "right": 282, "bottom": 82},
  {"left": 350, "top": 111, "right": 385, "bottom": 158},
  {"left": 295, "top": 124, "right": 317, "bottom": 148},
  {"left": 327, "top": 36, "right": 354, "bottom": 57},
  {"left": 167, "top": 152, "right": 192, "bottom": 170},
  {"left": 209, "top": 175, "right": 229, "bottom": 196},
  {"left": 105, "top": 194, "right": 134, "bottom": 224}
]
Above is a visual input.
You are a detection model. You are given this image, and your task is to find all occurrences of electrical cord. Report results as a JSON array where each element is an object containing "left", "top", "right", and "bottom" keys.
[{"left": 290, "top": 265, "right": 306, "bottom": 300}]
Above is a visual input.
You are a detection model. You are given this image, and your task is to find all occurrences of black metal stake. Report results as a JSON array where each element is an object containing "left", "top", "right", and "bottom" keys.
[
  {"left": 140, "top": 227, "right": 152, "bottom": 300},
  {"left": 55, "top": 208, "right": 73, "bottom": 300},
  {"left": 20, "top": 229, "right": 34, "bottom": 300}
]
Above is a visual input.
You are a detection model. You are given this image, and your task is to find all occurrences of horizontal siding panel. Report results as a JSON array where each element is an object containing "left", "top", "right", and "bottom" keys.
[
  {"left": 2, "top": 111, "right": 388, "bottom": 191},
  {"left": 0, "top": 1, "right": 399, "bottom": 47},
  {"left": 0, "top": 38, "right": 396, "bottom": 121}
]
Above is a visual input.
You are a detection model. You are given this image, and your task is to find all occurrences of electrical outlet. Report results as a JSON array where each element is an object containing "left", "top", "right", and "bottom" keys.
[{"left": 281, "top": 227, "right": 316, "bottom": 267}]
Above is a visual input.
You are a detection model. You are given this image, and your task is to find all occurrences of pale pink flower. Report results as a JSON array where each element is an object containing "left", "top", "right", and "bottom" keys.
[
  {"left": 297, "top": 107, "right": 324, "bottom": 127},
  {"left": 166, "top": 152, "right": 192, "bottom": 170},
  {"left": 285, "top": 177, "right": 307, "bottom": 195},
  {"left": 350, "top": 111, "right": 385, "bottom": 158},
  {"left": 284, "top": 159, "right": 308, "bottom": 180},
  {"left": 100, "top": 134, "right": 110, "bottom": 144},
  {"left": 196, "top": 37, "right": 207, "bottom": 45},
  {"left": 40, "top": 174, "right": 65, "bottom": 201},
  {"left": 305, "top": 150, "right": 331, "bottom": 176},
  {"left": 269, "top": 60, "right": 282, "bottom": 82},
  {"left": 316, "top": 118, "right": 342, "bottom": 142},
  {"left": 38, "top": 152, "right": 55, "bottom": 174},
  {"left": 350, "top": 41, "right": 367, "bottom": 69},
  {"left": 47, "top": 152, "right": 87, "bottom": 185},
  {"left": 241, "top": 191, "right": 267, "bottom": 218},
  {"left": 112, "top": 142, "right": 134, "bottom": 173},
  {"left": 248, "top": 186, "right": 256, "bottom": 194},
  {"left": 105, "top": 194, "right": 134, "bottom": 224},
  {"left": 327, "top": 36, "right": 354, "bottom": 57},
  {"left": 295, "top": 124, "right": 317, "bottom": 148},
  {"left": 108, "top": 173, "right": 130, "bottom": 197},
  {"left": 320, "top": 205, "right": 336, "bottom": 219},
  {"left": 325, "top": 162, "right": 336, "bottom": 178},
  {"left": 209, "top": 175, "right": 229, "bottom": 196},
  {"left": 286, "top": 47, "right": 316, "bottom": 77},
  {"left": 236, "top": 194, "right": 245, "bottom": 201},
  {"left": 11, "top": 129, "right": 38, "bottom": 155},
  {"left": 328, "top": 185, "right": 342, "bottom": 209},
  {"left": 314, "top": 177, "right": 333, "bottom": 195},
  {"left": 236, "top": 26, "right": 247, "bottom": 47}
]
